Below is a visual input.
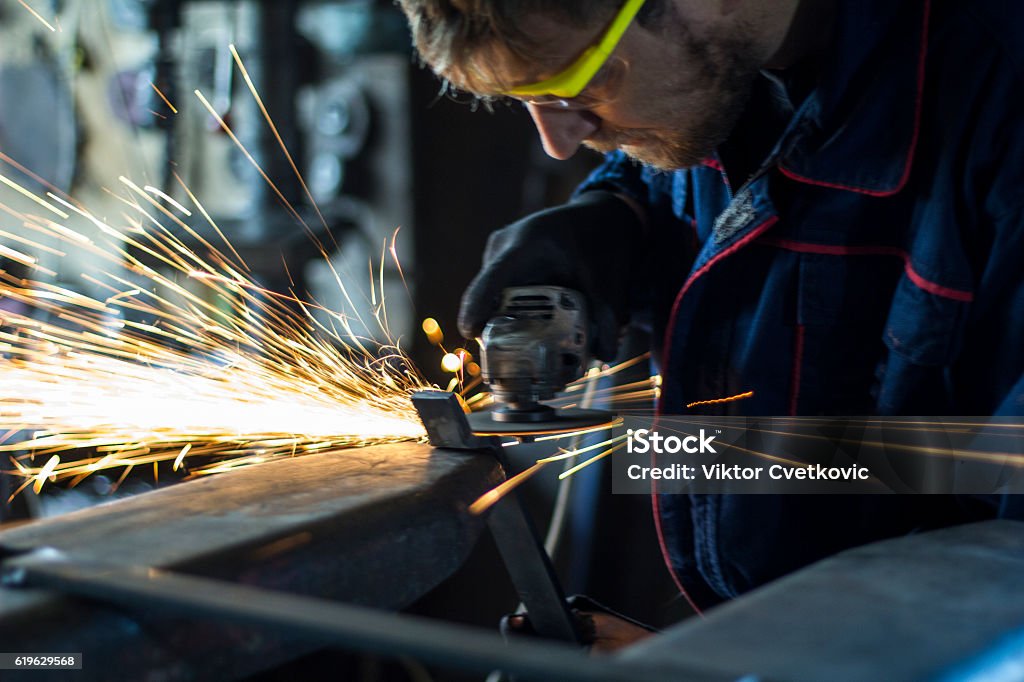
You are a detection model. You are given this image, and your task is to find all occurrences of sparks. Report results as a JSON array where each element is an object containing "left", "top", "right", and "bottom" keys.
[
  {"left": 441, "top": 352, "right": 462, "bottom": 373},
  {"left": 148, "top": 82, "right": 179, "bottom": 115},
  {"left": 557, "top": 441, "right": 629, "bottom": 480},
  {"left": 17, "top": 0, "right": 57, "bottom": 32},
  {"left": 468, "top": 462, "right": 547, "bottom": 515},
  {"left": 535, "top": 434, "right": 629, "bottom": 464},
  {"left": 0, "top": 168, "right": 428, "bottom": 497},
  {"left": 686, "top": 390, "right": 755, "bottom": 409}
]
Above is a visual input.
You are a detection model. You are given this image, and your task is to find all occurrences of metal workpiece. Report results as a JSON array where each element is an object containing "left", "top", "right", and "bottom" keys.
[
  {"left": 1, "top": 551, "right": 717, "bottom": 682},
  {"left": 620, "top": 520, "right": 1024, "bottom": 681},
  {"left": 413, "top": 388, "right": 584, "bottom": 643},
  {"left": 485, "top": 490, "right": 584, "bottom": 643},
  {"left": 412, "top": 389, "right": 499, "bottom": 450},
  {"left": 0, "top": 442, "right": 501, "bottom": 680}
]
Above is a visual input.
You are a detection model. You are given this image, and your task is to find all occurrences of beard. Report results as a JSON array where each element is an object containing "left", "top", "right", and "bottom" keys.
[{"left": 585, "top": 16, "right": 760, "bottom": 171}]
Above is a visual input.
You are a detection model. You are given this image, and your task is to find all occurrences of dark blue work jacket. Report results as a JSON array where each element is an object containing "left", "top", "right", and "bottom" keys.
[{"left": 576, "top": 0, "right": 1024, "bottom": 607}]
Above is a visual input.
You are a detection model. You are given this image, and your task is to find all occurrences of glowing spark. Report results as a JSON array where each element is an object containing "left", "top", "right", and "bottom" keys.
[
  {"left": 33, "top": 455, "right": 60, "bottom": 494},
  {"left": 710, "top": 421, "right": 1024, "bottom": 468},
  {"left": 536, "top": 434, "right": 628, "bottom": 464},
  {"left": 457, "top": 374, "right": 483, "bottom": 396},
  {"left": 686, "top": 390, "right": 755, "bottom": 409},
  {"left": 469, "top": 462, "right": 547, "bottom": 515},
  {"left": 441, "top": 352, "right": 462, "bottom": 373},
  {"left": 172, "top": 444, "right": 191, "bottom": 472},
  {"left": 564, "top": 354, "right": 652, "bottom": 389},
  {"left": 654, "top": 421, "right": 804, "bottom": 467},
  {"left": 465, "top": 392, "right": 492, "bottom": 409},
  {"left": 0, "top": 243, "right": 37, "bottom": 268},
  {"left": 389, "top": 227, "right": 412, "bottom": 300},
  {"left": 0, "top": 173, "right": 70, "bottom": 219},
  {"left": 17, "top": 0, "right": 57, "bottom": 32},
  {"left": 0, "top": 152, "right": 74, "bottom": 203},
  {"left": 554, "top": 377, "right": 659, "bottom": 404},
  {"left": 558, "top": 441, "right": 628, "bottom": 480},
  {"left": 193, "top": 90, "right": 305, "bottom": 230},
  {"left": 149, "top": 82, "right": 179, "bottom": 114},
  {"left": 422, "top": 317, "right": 443, "bottom": 346},
  {"left": 172, "top": 172, "right": 247, "bottom": 269},
  {"left": 529, "top": 419, "right": 622, "bottom": 442},
  {"left": 143, "top": 186, "right": 191, "bottom": 216},
  {"left": 228, "top": 44, "right": 333, "bottom": 247}
]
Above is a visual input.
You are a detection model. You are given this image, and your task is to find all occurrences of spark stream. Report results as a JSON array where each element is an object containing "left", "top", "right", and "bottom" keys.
[{"left": 0, "top": 169, "right": 427, "bottom": 495}]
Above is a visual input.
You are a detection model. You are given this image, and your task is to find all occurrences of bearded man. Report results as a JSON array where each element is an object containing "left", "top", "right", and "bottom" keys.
[{"left": 397, "top": 0, "right": 1024, "bottom": 637}]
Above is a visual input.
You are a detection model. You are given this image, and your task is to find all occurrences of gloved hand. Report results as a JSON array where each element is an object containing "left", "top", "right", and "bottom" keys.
[{"left": 458, "top": 191, "right": 644, "bottom": 361}]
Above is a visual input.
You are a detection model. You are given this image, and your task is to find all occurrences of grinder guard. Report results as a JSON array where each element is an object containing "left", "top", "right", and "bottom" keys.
[{"left": 481, "top": 287, "right": 588, "bottom": 423}]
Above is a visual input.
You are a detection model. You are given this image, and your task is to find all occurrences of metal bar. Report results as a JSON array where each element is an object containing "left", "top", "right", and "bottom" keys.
[
  {"left": 412, "top": 390, "right": 499, "bottom": 450},
  {"left": 412, "top": 390, "right": 583, "bottom": 643},
  {"left": 0, "top": 442, "right": 502, "bottom": 680},
  {"left": 1, "top": 551, "right": 712, "bottom": 682},
  {"left": 487, "top": 482, "right": 582, "bottom": 643},
  {"left": 0, "top": 443, "right": 496, "bottom": 606}
]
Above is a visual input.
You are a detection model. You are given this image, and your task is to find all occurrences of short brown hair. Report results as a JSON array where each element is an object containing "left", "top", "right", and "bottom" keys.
[{"left": 397, "top": 0, "right": 621, "bottom": 94}]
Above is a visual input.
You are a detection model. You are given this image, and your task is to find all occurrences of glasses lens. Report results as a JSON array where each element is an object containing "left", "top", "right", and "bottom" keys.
[
  {"left": 519, "top": 56, "right": 629, "bottom": 111},
  {"left": 439, "top": 83, "right": 502, "bottom": 111}
]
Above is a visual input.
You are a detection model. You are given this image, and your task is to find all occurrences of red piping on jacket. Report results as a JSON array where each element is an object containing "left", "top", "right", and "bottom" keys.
[
  {"left": 759, "top": 236, "right": 974, "bottom": 302},
  {"left": 777, "top": 0, "right": 931, "bottom": 197},
  {"left": 661, "top": 216, "right": 782, "bottom": 368},
  {"left": 652, "top": 216, "right": 780, "bottom": 615}
]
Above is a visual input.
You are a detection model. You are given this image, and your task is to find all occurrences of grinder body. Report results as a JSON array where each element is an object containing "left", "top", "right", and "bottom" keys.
[{"left": 480, "top": 287, "right": 588, "bottom": 423}]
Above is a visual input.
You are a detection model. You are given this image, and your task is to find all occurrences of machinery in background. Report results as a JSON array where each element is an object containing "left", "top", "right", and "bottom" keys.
[
  {"left": 138, "top": 0, "right": 418, "bottom": 344},
  {"left": 0, "top": 0, "right": 416, "bottom": 345},
  {"left": 0, "top": 0, "right": 426, "bottom": 519},
  {"left": 0, "top": 0, "right": 599, "bottom": 366}
]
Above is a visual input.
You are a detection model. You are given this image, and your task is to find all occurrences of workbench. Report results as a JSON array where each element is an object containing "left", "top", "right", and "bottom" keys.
[{"left": 0, "top": 443, "right": 500, "bottom": 680}]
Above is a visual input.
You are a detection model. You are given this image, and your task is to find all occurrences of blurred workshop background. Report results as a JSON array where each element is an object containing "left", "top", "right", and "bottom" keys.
[{"left": 0, "top": 1, "right": 687, "bottom": 679}]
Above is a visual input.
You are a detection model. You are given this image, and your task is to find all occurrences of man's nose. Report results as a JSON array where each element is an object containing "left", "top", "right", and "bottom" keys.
[{"left": 526, "top": 104, "right": 600, "bottom": 160}]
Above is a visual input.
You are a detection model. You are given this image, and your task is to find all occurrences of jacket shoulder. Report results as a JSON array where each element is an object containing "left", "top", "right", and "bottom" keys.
[{"left": 933, "top": 0, "right": 1024, "bottom": 79}]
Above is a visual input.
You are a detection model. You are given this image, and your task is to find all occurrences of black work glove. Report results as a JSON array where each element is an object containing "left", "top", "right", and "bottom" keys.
[{"left": 458, "top": 191, "right": 644, "bottom": 362}]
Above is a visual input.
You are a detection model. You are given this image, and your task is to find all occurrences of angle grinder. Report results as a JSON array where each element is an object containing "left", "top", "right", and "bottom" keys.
[{"left": 465, "top": 286, "right": 615, "bottom": 436}]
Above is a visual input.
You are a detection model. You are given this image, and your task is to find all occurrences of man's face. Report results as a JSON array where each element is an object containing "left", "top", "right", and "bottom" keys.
[{"left": 459, "top": 4, "right": 763, "bottom": 170}]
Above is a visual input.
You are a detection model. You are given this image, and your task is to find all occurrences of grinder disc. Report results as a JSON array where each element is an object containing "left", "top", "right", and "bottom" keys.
[{"left": 467, "top": 408, "right": 616, "bottom": 437}]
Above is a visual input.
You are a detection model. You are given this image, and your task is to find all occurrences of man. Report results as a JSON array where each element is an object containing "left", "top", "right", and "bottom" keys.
[{"left": 398, "top": 0, "right": 1024, "bottom": 629}]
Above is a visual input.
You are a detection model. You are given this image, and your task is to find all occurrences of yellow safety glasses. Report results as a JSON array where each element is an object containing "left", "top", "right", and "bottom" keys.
[{"left": 503, "top": 0, "right": 646, "bottom": 103}]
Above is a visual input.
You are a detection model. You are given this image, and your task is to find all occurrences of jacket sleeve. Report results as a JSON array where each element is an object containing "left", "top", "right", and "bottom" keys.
[
  {"left": 570, "top": 152, "right": 699, "bottom": 337},
  {"left": 572, "top": 151, "right": 688, "bottom": 226}
]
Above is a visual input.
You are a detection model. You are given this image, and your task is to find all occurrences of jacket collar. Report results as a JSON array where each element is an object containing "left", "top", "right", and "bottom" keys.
[{"left": 775, "top": 0, "right": 930, "bottom": 196}]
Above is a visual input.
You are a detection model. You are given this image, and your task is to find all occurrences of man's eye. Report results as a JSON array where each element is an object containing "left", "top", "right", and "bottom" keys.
[{"left": 526, "top": 96, "right": 564, "bottom": 105}]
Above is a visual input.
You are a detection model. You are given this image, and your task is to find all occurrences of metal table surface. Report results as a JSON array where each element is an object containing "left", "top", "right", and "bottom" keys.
[
  {"left": 620, "top": 519, "right": 1024, "bottom": 681},
  {"left": 0, "top": 441, "right": 502, "bottom": 680}
]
